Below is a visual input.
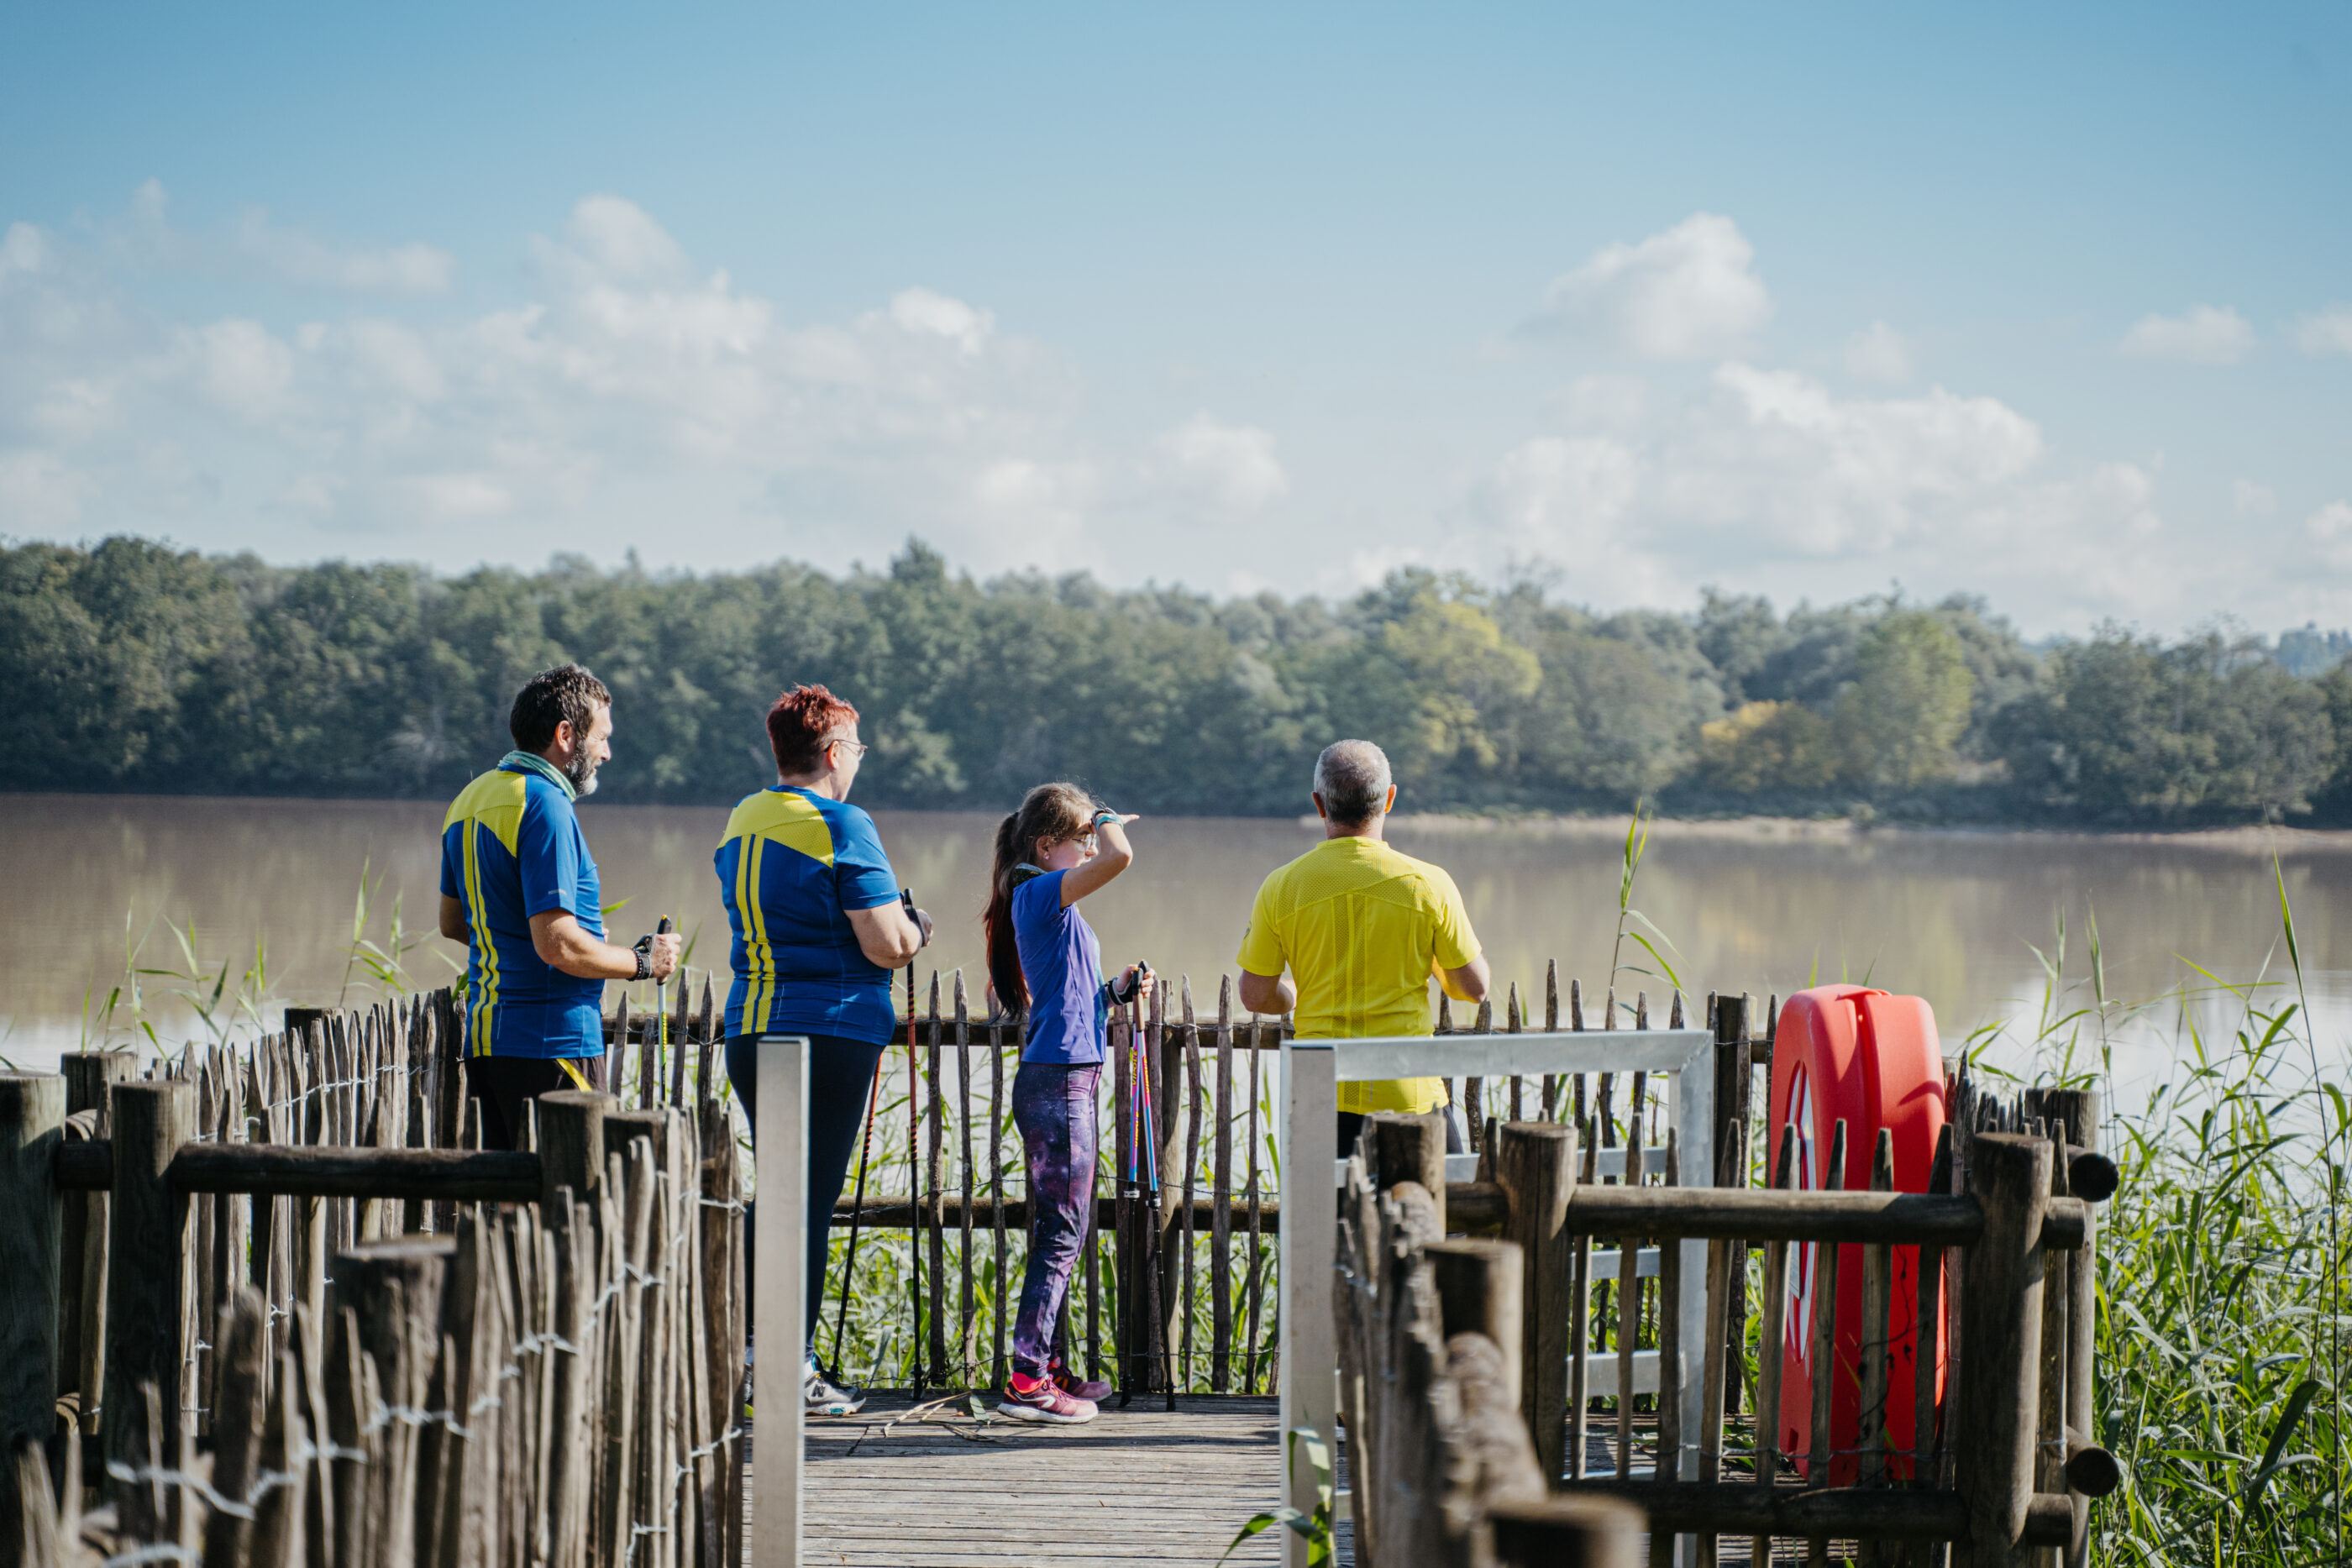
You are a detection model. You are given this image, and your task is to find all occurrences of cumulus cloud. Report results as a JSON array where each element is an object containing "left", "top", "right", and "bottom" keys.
[
  {"left": 2119, "top": 304, "right": 2255, "bottom": 364},
  {"left": 1463, "top": 362, "right": 2214, "bottom": 625},
  {"left": 1524, "top": 212, "right": 1772, "bottom": 361},
  {"left": 118, "top": 180, "right": 455, "bottom": 296},
  {"left": 2294, "top": 306, "right": 2352, "bottom": 358},
  {"left": 232, "top": 212, "right": 454, "bottom": 295},
  {"left": 1843, "top": 320, "right": 1914, "bottom": 384},
  {"left": 1155, "top": 414, "right": 1288, "bottom": 512},
  {"left": 2234, "top": 479, "right": 2276, "bottom": 517},
  {"left": 0, "top": 194, "right": 1103, "bottom": 567},
  {"left": 2308, "top": 501, "right": 2352, "bottom": 569}
]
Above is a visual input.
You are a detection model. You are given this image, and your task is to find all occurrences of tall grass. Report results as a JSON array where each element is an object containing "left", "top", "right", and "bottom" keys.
[{"left": 1966, "top": 880, "right": 2349, "bottom": 1565}]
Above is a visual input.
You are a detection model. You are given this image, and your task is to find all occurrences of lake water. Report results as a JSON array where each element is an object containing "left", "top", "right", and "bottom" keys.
[{"left": 6, "top": 793, "right": 2349, "bottom": 1097}]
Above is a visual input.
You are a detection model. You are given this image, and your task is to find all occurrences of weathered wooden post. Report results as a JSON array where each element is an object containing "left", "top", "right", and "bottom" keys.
[
  {"left": 1956, "top": 1131, "right": 2052, "bottom": 1568},
  {"left": 1365, "top": 1109, "right": 1447, "bottom": 1235},
  {"left": 0, "top": 1072, "right": 66, "bottom": 1555},
  {"left": 202, "top": 1289, "right": 271, "bottom": 1568},
  {"left": 1427, "top": 1240, "right": 1525, "bottom": 1409},
  {"left": 331, "top": 1236, "right": 456, "bottom": 1568},
  {"left": 1496, "top": 1119, "right": 1576, "bottom": 1483},
  {"left": 101, "top": 1077, "right": 196, "bottom": 1523},
  {"left": 2026, "top": 1087, "right": 2104, "bottom": 1568},
  {"left": 61, "top": 1051, "right": 135, "bottom": 1435},
  {"left": 537, "top": 1089, "right": 608, "bottom": 1213}
]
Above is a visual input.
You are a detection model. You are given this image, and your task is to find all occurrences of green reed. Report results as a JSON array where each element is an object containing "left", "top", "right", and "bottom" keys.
[{"left": 1962, "top": 878, "right": 2349, "bottom": 1565}]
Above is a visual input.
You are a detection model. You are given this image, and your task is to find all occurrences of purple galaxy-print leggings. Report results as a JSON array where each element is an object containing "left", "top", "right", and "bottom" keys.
[{"left": 1010, "top": 1061, "right": 1100, "bottom": 1377}]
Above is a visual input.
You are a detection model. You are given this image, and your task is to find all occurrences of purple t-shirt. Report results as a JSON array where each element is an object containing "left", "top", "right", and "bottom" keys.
[{"left": 1011, "top": 870, "right": 1106, "bottom": 1065}]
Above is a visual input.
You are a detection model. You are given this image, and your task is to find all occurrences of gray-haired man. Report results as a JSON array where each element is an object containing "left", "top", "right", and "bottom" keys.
[{"left": 1236, "top": 739, "right": 1491, "bottom": 1150}]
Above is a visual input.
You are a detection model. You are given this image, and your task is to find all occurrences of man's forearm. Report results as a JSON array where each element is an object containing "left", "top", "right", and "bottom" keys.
[
  {"left": 532, "top": 914, "right": 638, "bottom": 980},
  {"left": 1236, "top": 970, "right": 1294, "bottom": 1015}
]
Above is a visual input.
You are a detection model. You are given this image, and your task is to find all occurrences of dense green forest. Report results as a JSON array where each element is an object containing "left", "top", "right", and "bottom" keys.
[{"left": 7, "top": 533, "right": 2351, "bottom": 826}]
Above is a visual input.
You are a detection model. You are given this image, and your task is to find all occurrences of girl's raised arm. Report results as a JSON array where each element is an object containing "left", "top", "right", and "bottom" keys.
[{"left": 1059, "top": 811, "right": 1139, "bottom": 907}]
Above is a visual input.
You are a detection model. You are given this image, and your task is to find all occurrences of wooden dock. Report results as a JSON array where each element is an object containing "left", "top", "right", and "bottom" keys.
[{"left": 772, "top": 1394, "right": 1325, "bottom": 1567}]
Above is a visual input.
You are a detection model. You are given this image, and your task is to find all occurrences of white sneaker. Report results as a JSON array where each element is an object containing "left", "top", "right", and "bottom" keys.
[{"left": 803, "top": 1358, "right": 866, "bottom": 1416}]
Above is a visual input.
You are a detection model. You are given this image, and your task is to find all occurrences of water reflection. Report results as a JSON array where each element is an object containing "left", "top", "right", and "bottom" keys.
[{"left": 4, "top": 794, "right": 2347, "bottom": 1095}]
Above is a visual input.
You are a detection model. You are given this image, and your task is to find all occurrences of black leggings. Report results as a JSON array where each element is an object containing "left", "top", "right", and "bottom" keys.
[
  {"left": 1336, "top": 1107, "right": 1465, "bottom": 1163},
  {"left": 725, "top": 1032, "right": 890, "bottom": 1360}
]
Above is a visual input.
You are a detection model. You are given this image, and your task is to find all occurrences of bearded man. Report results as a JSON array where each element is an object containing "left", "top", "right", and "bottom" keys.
[{"left": 439, "top": 662, "right": 681, "bottom": 1149}]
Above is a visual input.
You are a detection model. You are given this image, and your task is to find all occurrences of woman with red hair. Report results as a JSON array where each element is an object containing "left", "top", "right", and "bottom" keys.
[{"left": 715, "top": 684, "right": 931, "bottom": 1416}]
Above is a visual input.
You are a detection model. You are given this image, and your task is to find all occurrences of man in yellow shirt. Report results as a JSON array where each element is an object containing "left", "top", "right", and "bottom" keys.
[{"left": 1236, "top": 739, "right": 1493, "bottom": 1151}]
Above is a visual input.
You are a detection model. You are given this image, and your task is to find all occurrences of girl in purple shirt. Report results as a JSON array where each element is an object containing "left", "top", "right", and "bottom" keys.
[{"left": 982, "top": 782, "right": 1150, "bottom": 1424}]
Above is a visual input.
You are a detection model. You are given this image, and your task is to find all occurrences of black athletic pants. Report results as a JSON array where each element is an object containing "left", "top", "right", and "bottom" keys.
[
  {"left": 726, "top": 1032, "right": 891, "bottom": 1361},
  {"left": 1335, "top": 1105, "right": 1465, "bottom": 1163},
  {"left": 465, "top": 1052, "right": 606, "bottom": 1152}
]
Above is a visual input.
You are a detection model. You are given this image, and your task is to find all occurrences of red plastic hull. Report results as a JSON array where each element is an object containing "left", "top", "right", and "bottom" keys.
[{"left": 1766, "top": 984, "right": 1949, "bottom": 1484}]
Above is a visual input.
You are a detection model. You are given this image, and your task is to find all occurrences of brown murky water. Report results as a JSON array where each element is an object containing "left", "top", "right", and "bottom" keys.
[{"left": 6, "top": 793, "right": 2349, "bottom": 1091}]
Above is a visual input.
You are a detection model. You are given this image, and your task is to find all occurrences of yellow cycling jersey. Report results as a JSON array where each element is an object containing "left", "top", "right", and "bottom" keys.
[{"left": 1235, "top": 835, "right": 1482, "bottom": 1114}]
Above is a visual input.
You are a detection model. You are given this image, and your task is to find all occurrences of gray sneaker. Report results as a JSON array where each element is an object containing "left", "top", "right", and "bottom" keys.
[{"left": 803, "top": 1358, "right": 866, "bottom": 1417}]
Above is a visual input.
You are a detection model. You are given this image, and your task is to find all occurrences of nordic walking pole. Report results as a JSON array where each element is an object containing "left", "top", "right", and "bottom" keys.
[
  {"left": 900, "top": 890, "right": 924, "bottom": 1395},
  {"left": 1137, "top": 979, "right": 1174, "bottom": 1411},
  {"left": 1116, "top": 989, "right": 1141, "bottom": 1407},
  {"left": 654, "top": 915, "right": 672, "bottom": 1102},
  {"left": 830, "top": 1045, "right": 883, "bottom": 1377},
  {"left": 825, "top": 894, "right": 912, "bottom": 1374}
]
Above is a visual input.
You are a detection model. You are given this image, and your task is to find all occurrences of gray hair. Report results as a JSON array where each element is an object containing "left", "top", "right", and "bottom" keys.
[{"left": 1314, "top": 740, "right": 1392, "bottom": 826}]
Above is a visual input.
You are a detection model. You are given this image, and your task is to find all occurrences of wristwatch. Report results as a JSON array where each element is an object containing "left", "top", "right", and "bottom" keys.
[
  {"left": 632, "top": 936, "right": 654, "bottom": 981},
  {"left": 1091, "top": 809, "right": 1121, "bottom": 830}
]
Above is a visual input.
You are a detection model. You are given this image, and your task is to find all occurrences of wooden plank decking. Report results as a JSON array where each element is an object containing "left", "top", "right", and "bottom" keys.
[
  {"left": 748, "top": 1398, "right": 1788, "bottom": 1565},
  {"left": 753, "top": 1394, "right": 1327, "bottom": 1566}
]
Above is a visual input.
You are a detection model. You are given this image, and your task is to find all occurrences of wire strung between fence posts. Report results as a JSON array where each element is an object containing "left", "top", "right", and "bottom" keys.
[{"left": 98, "top": 1169, "right": 734, "bottom": 1567}]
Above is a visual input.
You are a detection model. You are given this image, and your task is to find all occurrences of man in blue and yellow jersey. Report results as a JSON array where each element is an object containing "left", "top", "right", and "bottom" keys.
[
  {"left": 438, "top": 663, "right": 680, "bottom": 1151},
  {"left": 1236, "top": 739, "right": 1491, "bottom": 1155},
  {"left": 716, "top": 682, "right": 929, "bottom": 1416}
]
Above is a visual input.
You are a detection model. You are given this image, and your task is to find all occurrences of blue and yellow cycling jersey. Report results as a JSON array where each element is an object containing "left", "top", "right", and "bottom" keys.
[
  {"left": 439, "top": 764, "right": 606, "bottom": 1058},
  {"left": 714, "top": 786, "right": 901, "bottom": 1046}
]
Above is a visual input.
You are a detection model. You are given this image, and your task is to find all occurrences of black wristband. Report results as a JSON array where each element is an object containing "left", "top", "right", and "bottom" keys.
[{"left": 633, "top": 936, "right": 653, "bottom": 982}]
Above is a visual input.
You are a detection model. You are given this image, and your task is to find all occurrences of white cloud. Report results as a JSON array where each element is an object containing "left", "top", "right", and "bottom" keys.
[
  {"left": 180, "top": 318, "right": 295, "bottom": 419},
  {"left": 1475, "top": 433, "right": 1660, "bottom": 600},
  {"left": 119, "top": 180, "right": 454, "bottom": 296},
  {"left": 1462, "top": 364, "right": 2214, "bottom": 626},
  {"left": 2118, "top": 304, "right": 2255, "bottom": 364},
  {"left": 1524, "top": 212, "right": 1772, "bottom": 361},
  {"left": 0, "top": 195, "right": 1119, "bottom": 571},
  {"left": 232, "top": 209, "right": 454, "bottom": 295},
  {"left": 888, "top": 287, "right": 995, "bottom": 357},
  {"left": 2308, "top": 501, "right": 2352, "bottom": 569},
  {"left": 2294, "top": 306, "right": 2352, "bottom": 358},
  {"left": 1843, "top": 320, "right": 1914, "bottom": 384},
  {"left": 2234, "top": 479, "right": 2276, "bottom": 517},
  {"left": 1155, "top": 414, "right": 1288, "bottom": 512},
  {"left": 1, "top": 222, "right": 50, "bottom": 283},
  {"left": 0, "top": 448, "right": 88, "bottom": 528},
  {"left": 1680, "top": 364, "right": 2044, "bottom": 553}
]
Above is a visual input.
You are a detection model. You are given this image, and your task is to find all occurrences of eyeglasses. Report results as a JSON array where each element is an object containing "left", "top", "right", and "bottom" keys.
[{"left": 823, "top": 736, "right": 869, "bottom": 759}]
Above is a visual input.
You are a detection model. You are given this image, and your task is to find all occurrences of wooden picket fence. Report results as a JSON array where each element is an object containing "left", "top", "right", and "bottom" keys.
[
  {"left": 1, "top": 988, "right": 748, "bottom": 1568},
  {"left": 852, "top": 963, "right": 1735, "bottom": 1403},
  {"left": 1331, "top": 1076, "right": 2118, "bottom": 1566}
]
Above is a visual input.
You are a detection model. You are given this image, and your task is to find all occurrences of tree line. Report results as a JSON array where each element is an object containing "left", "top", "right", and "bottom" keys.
[{"left": 6, "top": 533, "right": 2349, "bottom": 827}]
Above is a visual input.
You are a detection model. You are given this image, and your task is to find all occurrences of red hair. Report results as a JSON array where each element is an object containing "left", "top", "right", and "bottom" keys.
[{"left": 767, "top": 684, "right": 860, "bottom": 776}]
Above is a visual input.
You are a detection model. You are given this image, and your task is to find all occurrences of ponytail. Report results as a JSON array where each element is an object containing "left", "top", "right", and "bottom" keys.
[
  {"left": 979, "top": 781, "right": 1099, "bottom": 1019},
  {"left": 984, "top": 810, "right": 1029, "bottom": 1015}
]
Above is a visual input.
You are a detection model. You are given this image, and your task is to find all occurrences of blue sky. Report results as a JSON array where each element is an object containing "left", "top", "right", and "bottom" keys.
[{"left": 3, "top": 3, "right": 2348, "bottom": 634}]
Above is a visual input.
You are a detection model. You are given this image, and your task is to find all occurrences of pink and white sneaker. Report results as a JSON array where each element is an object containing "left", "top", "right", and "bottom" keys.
[
  {"left": 1048, "top": 1359, "right": 1112, "bottom": 1403},
  {"left": 997, "top": 1371, "right": 1098, "bottom": 1424}
]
